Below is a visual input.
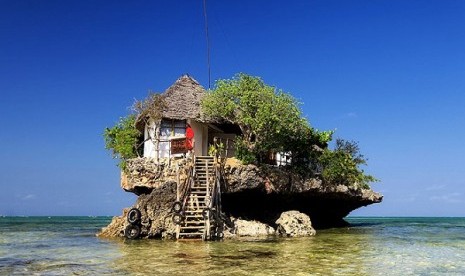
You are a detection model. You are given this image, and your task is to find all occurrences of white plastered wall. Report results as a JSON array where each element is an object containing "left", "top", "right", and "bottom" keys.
[
  {"left": 143, "top": 119, "right": 157, "bottom": 158},
  {"left": 189, "top": 119, "right": 208, "bottom": 156}
]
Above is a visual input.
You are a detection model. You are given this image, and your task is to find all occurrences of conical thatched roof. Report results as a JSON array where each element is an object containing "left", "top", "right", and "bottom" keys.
[{"left": 162, "top": 75, "right": 206, "bottom": 120}]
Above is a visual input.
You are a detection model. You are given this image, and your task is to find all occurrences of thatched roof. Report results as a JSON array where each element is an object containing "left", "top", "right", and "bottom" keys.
[
  {"left": 162, "top": 75, "right": 206, "bottom": 120},
  {"left": 134, "top": 75, "right": 242, "bottom": 135}
]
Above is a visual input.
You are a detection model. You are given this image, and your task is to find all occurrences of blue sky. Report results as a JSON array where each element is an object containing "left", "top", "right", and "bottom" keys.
[{"left": 1, "top": 0, "right": 464, "bottom": 216}]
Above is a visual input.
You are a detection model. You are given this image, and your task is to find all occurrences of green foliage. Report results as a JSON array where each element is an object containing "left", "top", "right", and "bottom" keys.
[
  {"left": 234, "top": 139, "right": 257, "bottom": 164},
  {"left": 202, "top": 73, "right": 311, "bottom": 163},
  {"left": 103, "top": 92, "right": 165, "bottom": 170},
  {"left": 207, "top": 142, "right": 222, "bottom": 156},
  {"left": 311, "top": 129, "right": 334, "bottom": 147},
  {"left": 318, "top": 139, "right": 378, "bottom": 189},
  {"left": 102, "top": 72, "right": 378, "bottom": 189},
  {"left": 103, "top": 114, "right": 141, "bottom": 170}
]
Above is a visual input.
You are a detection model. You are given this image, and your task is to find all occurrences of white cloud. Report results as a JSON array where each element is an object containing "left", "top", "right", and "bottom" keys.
[
  {"left": 346, "top": 112, "right": 358, "bottom": 118},
  {"left": 334, "top": 112, "right": 358, "bottom": 121},
  {"left": 430, "top": 193, "right": 463, "bottom": 204},
  {"left": 425, "top": 184, "right": 446, "bottom": 191},
  {"left": 22, "top": 194, "right": 36, "bottom": 200}
]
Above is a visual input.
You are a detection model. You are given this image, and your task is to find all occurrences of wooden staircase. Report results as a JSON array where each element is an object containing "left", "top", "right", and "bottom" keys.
[{"left": 176, "top": 156, "right": 216, "bottom": 240}]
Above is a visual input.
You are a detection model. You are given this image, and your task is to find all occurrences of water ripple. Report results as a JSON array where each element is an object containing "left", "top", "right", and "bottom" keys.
[{"left": 1, "top": 217, "right": 465, "bottom": 275}]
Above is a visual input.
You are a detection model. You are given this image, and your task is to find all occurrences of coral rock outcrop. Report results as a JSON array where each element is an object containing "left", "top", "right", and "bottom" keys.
[
  {"left": 232, "top": 219, "right": 276, "bottom": 237},
  {"left": 275, "top": 211, "right": 316, "bottom": 237},
  {"left": 99, "top": 157, "right": 383, "bottom": 238}
]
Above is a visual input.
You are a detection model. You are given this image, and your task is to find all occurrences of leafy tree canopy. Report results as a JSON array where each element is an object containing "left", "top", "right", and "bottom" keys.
[
  {"left": 103, "top": 92, "right": 165, "bottom": 169},
  {"left": 103, "top": 114, "right": 141, "bottom": 170},
  {"left": 202, "top": 73, "right": 331, "bottom": 162},
  {"left": 319, "top": 139, "right": 378, "bottom": 188},
  {"left": 202, "top": 73, "right": 376, "bottom": 188},
  {"left": 103, "top": 73, "right": 377, "bottom": 188}
]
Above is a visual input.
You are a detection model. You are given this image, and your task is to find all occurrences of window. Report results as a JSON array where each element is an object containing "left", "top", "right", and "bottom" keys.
[{"left": 160, "top": 119, "right": 186, "bottom": 138}]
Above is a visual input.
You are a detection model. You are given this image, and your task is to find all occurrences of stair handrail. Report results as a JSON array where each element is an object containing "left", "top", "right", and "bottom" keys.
[
  {"left": 208, "top": 169, "right": 216, "bottom": 211},
  {"left": 215, "top": 164, "right": 222, "bottom": 215},
  {"left": 178, "top": 160, "right": 194, "bottom": 212},
  {"left": 204, "top": 162, "right": 222, "bottom": 240}
]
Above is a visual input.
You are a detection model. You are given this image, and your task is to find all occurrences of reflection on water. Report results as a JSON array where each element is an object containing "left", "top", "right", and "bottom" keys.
[
  {"left": 112, "top": 228, "right": 372, "bottom": 275},
  {"left": 1, "top": 217, "right": 465, "bottom": 275}
]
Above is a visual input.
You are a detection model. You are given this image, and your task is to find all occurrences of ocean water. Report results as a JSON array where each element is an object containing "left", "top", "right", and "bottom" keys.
[{"left": 0, "top": 217, "right": 464, "bottom": 275}]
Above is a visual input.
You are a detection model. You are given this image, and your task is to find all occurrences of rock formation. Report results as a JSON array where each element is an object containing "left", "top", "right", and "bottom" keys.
[
  {"left": 275, "top": 211, "right": 316, "bottom": 237},
  {"left": 98, "top": 157, "right": 382, "bottom": 239},
  {"left": 232, "top": 218, "right": 276, "bottom": 237},
  {"left": 221, "top": 158, "right": 382, "bottom": 228}
]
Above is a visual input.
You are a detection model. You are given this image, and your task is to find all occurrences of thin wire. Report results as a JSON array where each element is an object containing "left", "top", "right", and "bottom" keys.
[{"left": 203, "top": 0, "right": 211, "bottom": 89}]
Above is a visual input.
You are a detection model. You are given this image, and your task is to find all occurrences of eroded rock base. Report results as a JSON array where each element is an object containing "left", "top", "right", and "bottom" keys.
[{"left": 99, "top": 157, "right": 382, "bottom": 239}]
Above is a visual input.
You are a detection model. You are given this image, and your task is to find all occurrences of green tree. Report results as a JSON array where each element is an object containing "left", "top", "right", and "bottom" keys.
[
  {"left": 202, "top": 73, "right": 314, "bottom": 162},
  {"left": 103, "top": 114, "right": 141, "bottom": 169},
  {"left": 318, "top": 139, "right": 378, "bottom": 188}
]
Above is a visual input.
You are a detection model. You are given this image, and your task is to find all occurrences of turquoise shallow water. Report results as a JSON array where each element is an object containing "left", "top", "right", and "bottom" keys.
[{"left": 0, "top": 217, "right": 464, "bottom": 275}]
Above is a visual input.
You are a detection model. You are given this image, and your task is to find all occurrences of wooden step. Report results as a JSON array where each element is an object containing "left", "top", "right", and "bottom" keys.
[
  {"left": 184, "top": 222, "right": 205, "bottom": 226},
  {"left": 191, "top": 185, "right": 207, "bottom": 189},
  {"left": 195, "top": 171, "right": 214, "bottom": 175},
  {"left": 186, "top": 199, "right": 208, "bottom": 203},
  {"left": 190, "top": 190, "right": 208, "bottom": 194},
  {"left": 183, "top": 220, "right": 205, "bottom": 224},
  {"left": 186, "top": 201, "right": 207, "bottom": 205},
  {"left": 179, "top": 232, "right": 203, "bottom": 236},
  {"left": 179, "top": 233, "right": 203, "bottom": 237},
  {"left": 178, "top": 233, "right": 203, "bottom": 237},
  {"left": 185, "top": 215, "right": 203, "bottom": 218},
  {"left": 185, "top": 206, "right": 207, "bottom": 209},
  {"left": 196, "top": 172, "right": 214, "bottom": 176},
  {"left": 183, "top": 216, "right": 205, "bottom": 220},
  {"left": 187, "top": 198, "right": 207, "bottom": 200},
  {"left": 187, "top": 195, "right": 208, "bottom": 198},
  {"left": 187, "top": 199, "right": 208, "bottom": 203},
  {"left": 196, "top": 175, "right": 213, "bottom": 179},
  {"left": 186, "top": 204, "right": 207, "bottom": 208},
  {"left": 180, "top": 226, "right": 205, "bottom": 229},
  {"left": 185, "top": 207, "right": 207, "bottom": 211},
  {"left": 185, "top": 206, "right": 207, "bottom": 210},
  {"left": 178, "top": 233, "right": 203, "bottom": 236}
]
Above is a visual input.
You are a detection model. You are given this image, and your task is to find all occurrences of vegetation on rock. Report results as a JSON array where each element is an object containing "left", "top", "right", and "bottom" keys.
[
  {"left": 202, "top": 73, "right": 332, "bottom": 163},
  {"left": 103, "top": 114, "right": 141, "bottom": 170},
  {"left": 104, "top": 73, "right": 377, "bottom": 188},
  {"left": 202, "top": 73, "right": 377, "bottom": 188},
  {"left": 319, "top": 139, "right": 378, "bottom": 189},
  {"left": 103, "top": 92, "right": 166, "bottom": 169}
]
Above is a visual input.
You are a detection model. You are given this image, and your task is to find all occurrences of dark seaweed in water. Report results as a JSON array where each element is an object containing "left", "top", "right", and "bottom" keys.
[
  {"left": 0, "top": 257, "right": 34, "bottom": 267},
  {"left": 210, "top": 249, "right": 276, "bottom": 260}
]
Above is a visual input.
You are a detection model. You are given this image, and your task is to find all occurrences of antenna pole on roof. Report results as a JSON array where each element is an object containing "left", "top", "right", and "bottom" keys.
[{"left": 203, "top": 0, "right": 211, "bottom": 89}]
